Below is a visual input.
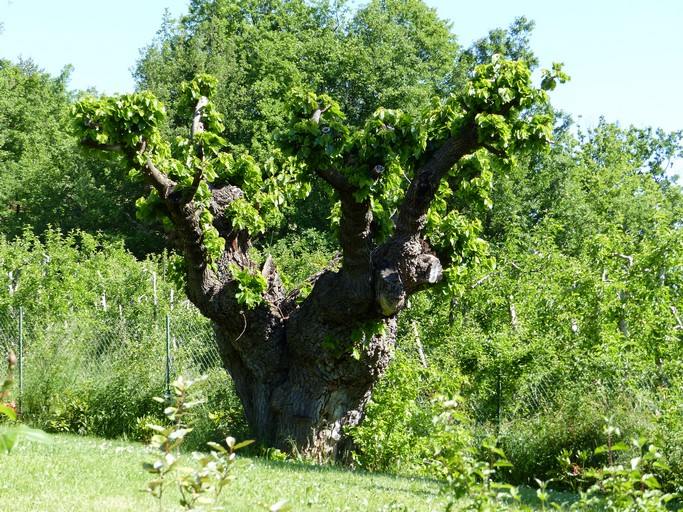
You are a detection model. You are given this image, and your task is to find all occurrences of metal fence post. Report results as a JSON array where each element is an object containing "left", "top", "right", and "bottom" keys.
[
  {"left": 164, "top": 313, "right": 172, "bottom": 403},
  {"left": 18, "top": 306, "right": 23, "bottom": 416}
]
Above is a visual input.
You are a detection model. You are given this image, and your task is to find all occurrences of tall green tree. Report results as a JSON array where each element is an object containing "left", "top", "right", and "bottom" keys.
[
  {"left": 448, "top": 119, "right": 683, "bottom": 420},
  {"left": 73, "top": 30, "right": 565, "bottom": 457},
  {"left": 0, "top": 59, "right": 165, "bottom": 254},
  {"left": 133, "top": 0, "right": 459, "bottom": 158}
]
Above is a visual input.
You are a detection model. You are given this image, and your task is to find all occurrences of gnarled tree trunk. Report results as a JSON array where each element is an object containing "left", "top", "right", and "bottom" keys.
[
  {"left": 82, "top": 93, "right": 484, "bottom": 458},
  {"left": 170, "top": 116, "right": 481, "bottom": 458}
]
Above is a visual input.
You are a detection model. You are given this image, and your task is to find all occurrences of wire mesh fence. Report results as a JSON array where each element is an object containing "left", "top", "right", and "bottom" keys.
[
  {"left": 0, "top": 304, "right": 229, "bottom": 438},
  {"left": 2, "top": 303, "right": 676, "bottom": 439},
  {"left": 462, "top": 356, "right": 672, "bottom": 427}
]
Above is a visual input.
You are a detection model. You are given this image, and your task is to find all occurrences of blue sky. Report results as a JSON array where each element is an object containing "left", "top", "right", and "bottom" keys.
[{"left": 1, "top": 0, "right": 682, "bottom": 133}]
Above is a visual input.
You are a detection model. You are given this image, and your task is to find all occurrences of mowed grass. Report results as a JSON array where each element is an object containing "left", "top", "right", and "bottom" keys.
[
  {"left": 0, "top": 433, "right": 578, "bottom": 511},
  {"left": 0, "top": 434, "right": 447, "bottom": 511}
]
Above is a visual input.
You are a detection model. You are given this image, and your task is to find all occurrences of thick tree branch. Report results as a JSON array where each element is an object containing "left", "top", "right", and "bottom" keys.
[
  {"left": 394, "top": 122, "right": 480, "bottom": 239},
  {"left": 191, "top": 96, "right": 210, "bottom": 141},
  {"left": 369, "top": 122, "right": 480, "bottom": 316},
  {"left": 144, "top": 155, "right": 176, "bottom": 198},
  {"left": 315, "top": 167, "right": 354, "bottom": 194},
  {"left": 338, "top": 193, "right": 373, "bottom": 275},
  {"left": 185, "top": 96, "right": 211, "bottom": 203}
]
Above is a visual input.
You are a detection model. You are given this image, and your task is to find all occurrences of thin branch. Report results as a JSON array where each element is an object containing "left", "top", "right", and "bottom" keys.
[
  {"left": 509, "top": 261, "right": 525, "bottom": 272},
  {"left": 81, "top": 140, "right": 125, "bottom": 152},
  {"left": 482, "top": 142, "right": 508, "bottom": 159},
  {"left": 671, "top": 306, "right": 683, "bottom": 331},
  {"left": 311, "top": 105, "right": 331, "bottom": 124},
  {"left": 609, "top": 253, "right": 634, "bottom": 268},
  {"left": 470, "top": 272, "right": 498, "bottom": 289}
]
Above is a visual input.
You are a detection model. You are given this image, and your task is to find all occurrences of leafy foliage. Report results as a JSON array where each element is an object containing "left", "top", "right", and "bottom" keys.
[
  {"left": 0, "top": 59, "right": 166, "bottom": 255},
  {"left": 143, "top": 375, "right": 258, "bottom": 511},
  {"left": 135, "top": 0, "right": 460, "bottom": 157},
  {"left": 279, "top": 55, "right": 565, "bottom": 295}
]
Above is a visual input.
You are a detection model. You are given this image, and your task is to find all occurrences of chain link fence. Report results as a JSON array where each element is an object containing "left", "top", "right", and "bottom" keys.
[
  {"left": 462, "top": 355, "right": 672, "bottom": 428},
  {"left": 0, "top": 304, "right": 235, "bottom": 440},
  {"left": 3, "top": 302, "right": 677, "bottom": 445}
]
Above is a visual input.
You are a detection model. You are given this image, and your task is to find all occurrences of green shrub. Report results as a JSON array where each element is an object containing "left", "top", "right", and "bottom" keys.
[
  {"left": 348, "top": 298, "right": 465, "bottom": 473},
  {"left": 498, "top": 385, "right": 660, "bottom": 488}
]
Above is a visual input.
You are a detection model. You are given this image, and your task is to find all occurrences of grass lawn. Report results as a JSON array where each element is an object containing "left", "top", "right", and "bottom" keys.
[
  {"left": 0, "top": 433, "right": 448, "bottom": 511},
  {"left": 0, "top": 433, "right": 576, "bottom": 511}
]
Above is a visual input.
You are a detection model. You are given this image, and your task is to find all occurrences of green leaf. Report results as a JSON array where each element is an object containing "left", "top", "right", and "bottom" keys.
[
  {"left": 142, "top": 462, "right": 162, "bottom": 474},
  {"left": 0, "top": 430, "right": 18, "bottom": 453},
  {"left": 611, "top": 442, "right": 630, "bottom": 452},
  {"left": 0, "top": 404, "right": 16, "bottom": 421},
  {"left": 233, "top": 439, "right": 255, "bottom": 451},
  {"left": 207, "top": 441, "right": 228, "bottom": 454},
  {"left": 151, "top": 434, "right": 168, "bottom": 446}
]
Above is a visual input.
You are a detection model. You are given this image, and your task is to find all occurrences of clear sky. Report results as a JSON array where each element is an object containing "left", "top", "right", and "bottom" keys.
[{"left": 1, "top": 0, "right": 682, "bottom": 133}]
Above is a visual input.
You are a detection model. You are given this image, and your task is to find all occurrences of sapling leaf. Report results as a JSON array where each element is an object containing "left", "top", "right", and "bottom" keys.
[
  {"left": 0, "top": 404, "right": 16, "bottom": 420},
  {"left": 207, "top": 441, "right": 227, "bottom": 454},
  {"left": 0, "top": 431, "right": 18, "bottom": 453},
  {"left": 14, "top": 425, "right": 51, "bottom": 445},
  {"left": 142, "top": 462, "right": 162, "bottom": 474},
  {"left": 594, "top": 445, "right": 607, "bottom": 455},
  {"left": 169, "top": 428, "right": 191, "bottom": 441},
  {"left": 233, "top": 439, "right": 255, "bottom": 450},
  {"left": 167, "top": 438, "right": 184, "bottom": 452},
  {"left": 653, "top": 460, "right": 671, "bottom": 471},
  {"left": 151, "top": 434, "right": 168, "bottom": 446},
  {"left": 611, "top": 442, "right": 630, "bottom": 452}
]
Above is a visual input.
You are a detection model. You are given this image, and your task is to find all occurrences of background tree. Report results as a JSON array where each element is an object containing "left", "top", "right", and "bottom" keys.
[
  {"left": 134, "top": 0, "right": 459, "bottom": 157},
  {"left": 0, "top": 59, "right": 166, "bottom": 255}
]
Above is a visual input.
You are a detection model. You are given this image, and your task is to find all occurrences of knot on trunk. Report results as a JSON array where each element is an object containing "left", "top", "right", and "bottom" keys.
[
  {"left": 414, "top": 253, "right": 443, "bottom": 286},
  {"left": 375, "top": 268, "right": 405, "bottom": 316}
]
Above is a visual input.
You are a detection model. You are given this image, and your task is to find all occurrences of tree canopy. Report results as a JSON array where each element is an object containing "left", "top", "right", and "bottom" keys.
[{"left": 134, "top": 0, "right": 460, "bottom": 158}]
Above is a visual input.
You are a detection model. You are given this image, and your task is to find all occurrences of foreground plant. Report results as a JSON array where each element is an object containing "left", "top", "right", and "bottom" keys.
[
  {"left": 428, "top": 397, "right": 520, "bottom": 511},
  {"left": 0, "top": 350, "right": 50, "bottom": 453},
  {"left": 567, "top": 421, "right": 678, "bottom": 511},
  {"left": 143, "top": 375, "right": 276, "bottom": 511}
]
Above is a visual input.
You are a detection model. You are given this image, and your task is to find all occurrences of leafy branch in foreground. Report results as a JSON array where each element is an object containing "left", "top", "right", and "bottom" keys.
[
  {"left": 567, "top": 420, "right": 679, "bottom": 511},
  {"left": 0, "top": 350, "right": 50, "bottom": 454},
  {"left": 142, "top": 375, "right": 286, "bottom": 511}
]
